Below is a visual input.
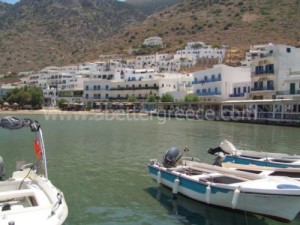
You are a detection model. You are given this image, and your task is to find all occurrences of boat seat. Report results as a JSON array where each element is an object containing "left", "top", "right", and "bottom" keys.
[{"left": 0, "top": 189, "right": 36, "bottom": 202}]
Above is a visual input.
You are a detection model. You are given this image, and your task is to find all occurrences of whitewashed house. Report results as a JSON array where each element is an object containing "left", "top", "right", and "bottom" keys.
[
  {"left": 143, "top": 37, "right": 163, "bottom": 47},
  {"left": 174, "top": 41, "right": 226, "bottom": 64},
  {"left": 192, "top": 64, "right": 251, "bottom": 101},
  {"left": 157, "top": 73, "right": 194, "bottom": 101},
  {"left": 134, "top": 53, "right": 173, "bottom": 70},
  {"left": 249, "top": 44, "right": 300, "bottom": 100}
]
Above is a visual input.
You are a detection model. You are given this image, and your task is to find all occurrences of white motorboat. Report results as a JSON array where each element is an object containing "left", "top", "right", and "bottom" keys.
[
  {"left": 208, "top": 140, "right": 300, "bottom": 168},
  {"left": 148, "top": 147, "right": 300, "bottom": 222},
  {"left": 0, "top": 117, "right": 68, "bottom": 225}
]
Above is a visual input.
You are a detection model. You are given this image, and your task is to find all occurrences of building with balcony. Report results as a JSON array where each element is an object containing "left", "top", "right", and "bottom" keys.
[
  {"left": 83, "top": 79, "right": 111, "bottom": 104},
  {"left": 192, "top": 64, "right": 250, "bottom": 101},
  {"left": 249, "top": 44, "right": 300, "bottom": 100},
  {"left": 109, "top": 79, "right": 159, "bottom": 101},
  {"left": 174, "top": 41, "right": 226, "bottom": 64},
  {"left": 157, "top": 73, "right": 194, "bottom": 101}
]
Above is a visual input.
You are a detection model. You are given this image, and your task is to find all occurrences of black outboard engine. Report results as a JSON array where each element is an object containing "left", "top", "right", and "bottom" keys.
[
  {"left": 162, "top": 147, "right": 181, "bottom": 168},
  {"left": 0, "top": 156, "right": 4, "bottom": 181}
]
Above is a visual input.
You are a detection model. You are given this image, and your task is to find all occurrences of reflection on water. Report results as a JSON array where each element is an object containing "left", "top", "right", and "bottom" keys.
[
  {"left": 1, "top": 115, "right": 300, "bottom": 225},
  {"left": 147, "top": 185, "right": 274, "bottom": 225}
]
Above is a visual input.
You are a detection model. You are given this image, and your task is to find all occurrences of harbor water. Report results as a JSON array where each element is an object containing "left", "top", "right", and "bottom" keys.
[{"left": 1, "top": 113, "right": 300, "bottom": 225}]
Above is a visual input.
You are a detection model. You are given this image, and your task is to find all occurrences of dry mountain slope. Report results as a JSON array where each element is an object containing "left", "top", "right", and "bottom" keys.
[
  {"left": 98, "top": 0, "right": 300, "bottom": 66},
  {"left": 1, "top": 0, "right": 300, "bottom": 73},
  {"left": 0, "top": 0, "right": 147, "bottom": 73}
]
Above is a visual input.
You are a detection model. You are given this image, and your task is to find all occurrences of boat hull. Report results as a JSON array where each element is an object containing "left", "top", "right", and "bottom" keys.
[
  {"left": 0, "top": 170, "right": 68, "bottom": 225},
  {"left": 148, "top": 164, "right": 300, "bottom": 222},
  {"left": 224, "top": 155, "right": 300, "bottom": 168}
]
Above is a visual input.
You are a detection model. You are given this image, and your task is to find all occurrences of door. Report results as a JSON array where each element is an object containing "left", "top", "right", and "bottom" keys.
[{"left": 290, "top": 83, "right": 296, "bottom": 94}]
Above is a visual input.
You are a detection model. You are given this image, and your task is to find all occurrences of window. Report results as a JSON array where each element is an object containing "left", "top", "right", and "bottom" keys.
[
  {"left": 106, "top": 85, "right": 109, "bottom": 90},
  {"left": 85, "top": 94, "right": 89, "bottom": 99},
  {"left": 85, "top": 85, "right": 89, "bottom": 90},
  {"left": 287, "top": 48, "right": 291, "bottom": 53},
  {"left": 94, "top": 85, "right": 97, "bottom": 90}
]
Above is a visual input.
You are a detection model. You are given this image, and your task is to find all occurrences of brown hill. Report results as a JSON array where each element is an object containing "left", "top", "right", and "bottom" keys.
[
  {"left": 1, "top": 0, "right": 300, "bottom": 73},
  {"left": 0, "top": 0, "right": 147, "bottom": 73},
  {"left": 96, "top": 0, "right": 300, "bottom": 66}
]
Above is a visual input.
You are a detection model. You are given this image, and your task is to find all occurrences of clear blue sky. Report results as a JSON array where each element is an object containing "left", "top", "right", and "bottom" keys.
[{"left": 1, "top": 0, "right": 19, "bottom": 4}]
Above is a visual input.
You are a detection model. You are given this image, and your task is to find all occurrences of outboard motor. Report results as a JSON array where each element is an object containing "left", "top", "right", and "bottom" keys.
[
  {"left": 162, "top": 147, "right": 181, "bottom": 168},
  {"left": 0, "top": 156, "right": 5, "bottom": 181},
  {"left": 213, "top": 152, "right": 226, "bottom": 167}
]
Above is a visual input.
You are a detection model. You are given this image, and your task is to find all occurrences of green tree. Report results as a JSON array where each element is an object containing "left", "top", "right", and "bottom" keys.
[
  {"left": 128, "top": 95, "right": 137, "bottom": 102},
  {"left": 184, "top": 94, "right": 199, "bottom": 102},
  {"left": 58, "top": 99, "right": 68, "bottom": 109},
  {"left": 161, "top": 93, "right": 174, "bottom": 102},
  {"left": 146, "top": 94, "right": 156, "bottom": 102},
  {"left": 30, "top": 87, "right": 44, "bottom": 108},
  {"left": 5, "top": 86, "right": 44, "bottom": 108}
]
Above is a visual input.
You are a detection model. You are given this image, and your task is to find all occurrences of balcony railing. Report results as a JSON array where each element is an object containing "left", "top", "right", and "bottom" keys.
[
  {"left": 196, "top": 91, "right": 221, "bottom": 96},
  {"left": 251, "top": 72, "right": 274, "bottom": 76},
  {"left": 110, "top": 86, "right": 159, "bottom": 91},
  {"left": 192, "top": 78, "right": 221, "bottom": 85},
  {"left": 276, "top": 90, "right": 300, "bottom": 95},
  {"left": 229, "top": 93, "right": 245, "bottom": 97},
  {"left": 251, "top": 87, "right": 274, "bottom": 91}
]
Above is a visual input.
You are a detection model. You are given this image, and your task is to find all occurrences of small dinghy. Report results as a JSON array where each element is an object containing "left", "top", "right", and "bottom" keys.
[
  {"left": 0, "top": 117, "right": 68, "bottom": 225},
  {"left": 208, "top": 140, "right": 300, "bottom": 168}
]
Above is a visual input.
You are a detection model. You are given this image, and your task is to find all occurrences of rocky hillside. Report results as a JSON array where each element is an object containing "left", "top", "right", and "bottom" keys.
[
  {"left": 1, "top": 0, "right": 300, "bottom": 73},
  {"left": 126, "top": 0, "right": 180, "bottom": 15},
  {"left": 0, "top": 0, "right": 147, "bottom": 73},
  {"left": 97, "top": 0, "right": 300, "bottom": 66},
  {"left": 0, "top": 1, "right": 12, "bottom": 17}
]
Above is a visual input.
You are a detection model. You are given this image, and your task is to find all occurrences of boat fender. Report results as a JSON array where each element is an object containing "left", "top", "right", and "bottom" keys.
[
  {"left": 33, "top": 139, "right": 42, "bottom": 159},
  {"left": 205, "top": 184, "right": 211, "bottom": 204},
  {"left": 172, "top": 178, "right": 180, "bottom": 194},
  {"left": 157, "top": 171, "right": 162, "bottom": 184},
  {"left": 232, "top": 187, "right": 240, "bottom": 209}
]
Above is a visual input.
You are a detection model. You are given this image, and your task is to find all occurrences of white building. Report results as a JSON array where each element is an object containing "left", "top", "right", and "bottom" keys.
[
  {"left": 83, "top": 79, "right": 111, "bottom": 104},
  {"left": 174, "top": 41, "right": 226, "bottom": 64},
  {"left": 143, "top": 37, "right": 163, "bottom": 46},
  {"left": 192, "top": 64, "right": 251, "bottom": 100},
  {"left": 134, "top": 53, "right": 173, "bottom": 70},
  {"left": 249, "top": 44, "right": 300, "bottom": 100},
  {"left": 157, "top": 73, "right": 194, "bottom": 101}
]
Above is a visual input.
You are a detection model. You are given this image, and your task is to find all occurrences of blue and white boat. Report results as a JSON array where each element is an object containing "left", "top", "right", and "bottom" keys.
[
  {"left": 208, "top": 140, "right": 300, "bottom": 168},
  {"left": 148, "top": 147, "right": 300, "bottom": 222}
]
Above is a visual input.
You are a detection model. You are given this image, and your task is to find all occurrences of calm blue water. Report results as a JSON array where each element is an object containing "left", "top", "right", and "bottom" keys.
[{"left": 1, "top": 113, "right": 300, "bottom": 225}]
